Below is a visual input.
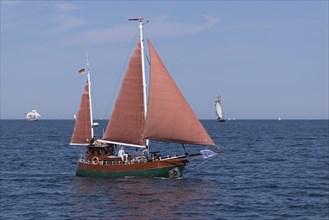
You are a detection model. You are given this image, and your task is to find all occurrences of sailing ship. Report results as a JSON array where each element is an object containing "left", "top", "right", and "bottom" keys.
[
  {"left": 25, "top": 109, "right": 41, "bottom": 121},
  {"left": 70, "top": 18, "right": 222, "bottom": 178},
  {"left": 215, "top": 95, "right": 225, "bottom": 122}
]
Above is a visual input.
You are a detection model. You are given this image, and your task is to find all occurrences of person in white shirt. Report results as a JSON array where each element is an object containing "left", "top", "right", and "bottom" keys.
[{"left": 118, "top": 145, "right": 128, "bottom": 161}]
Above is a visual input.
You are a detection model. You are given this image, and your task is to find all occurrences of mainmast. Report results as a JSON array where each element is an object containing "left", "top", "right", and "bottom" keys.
[{"left": 129, "top": 17, "right": 149, "bottom": 147}]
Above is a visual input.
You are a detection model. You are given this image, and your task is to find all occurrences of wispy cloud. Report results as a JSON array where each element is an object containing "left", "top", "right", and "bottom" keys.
[
  {"left": 76, "top": 25, "right": 136, "bottom": 44},
  {"left": 53, "top": 2, "right": 80, "bottom": 11},
  {"left": 52, "top": 14, "right": 86, "bottom": 32},
  {"left": 147, "top": 15, "right": 220, "bottom": 37},
  {"left": 72, "top": 15, "right": 220, "bottom": 44},
  {"left": 49, "top": 3, "right": 85, "bottom": 32}
]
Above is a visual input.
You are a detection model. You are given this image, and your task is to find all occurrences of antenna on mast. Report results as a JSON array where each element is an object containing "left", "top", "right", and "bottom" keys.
[{"left": 85, "top": 49, "right": 90, "bottom": 70}]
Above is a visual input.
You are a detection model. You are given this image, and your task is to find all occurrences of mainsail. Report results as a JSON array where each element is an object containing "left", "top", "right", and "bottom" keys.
[
  {"left": 102, "top": 42, "right": 145, "bottom": 147},
  {"left": 215, "top": 101, "right": 223, "bottom": 119},
  {"left": 70, "top": 81, "right": 92, "bottom": 145},
  {"left": 143, "top": 40, "right": 215, "bottom": 146}
]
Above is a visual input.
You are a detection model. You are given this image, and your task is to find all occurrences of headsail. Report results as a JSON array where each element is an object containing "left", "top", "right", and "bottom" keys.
[
  {"left": 70, "top": 81, "right": 93, "bottom": 145},
  {"left": 102, "top": 42, "right": 145, "bottom": 147},
  {"left": 144, "top": 40, "right": 215, "bottom": 146}
]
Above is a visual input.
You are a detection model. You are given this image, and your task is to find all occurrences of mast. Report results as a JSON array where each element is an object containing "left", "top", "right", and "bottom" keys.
[
  {"left": 86, "top": 50, "right": 94, "bottom": 138},
  {"left": 101, "top": 24, "right": 145, "bottom": 147},
  {"left": 129, "top": 17, "right": 149, "bottom": 147},
  {"left": 70, "top": 53, "right": 95, "bottom": 145}
]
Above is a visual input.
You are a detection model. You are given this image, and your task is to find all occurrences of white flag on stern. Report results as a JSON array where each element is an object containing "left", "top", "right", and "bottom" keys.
[{"left": 200, "top": 149, "right": 217, "bottom": 159}]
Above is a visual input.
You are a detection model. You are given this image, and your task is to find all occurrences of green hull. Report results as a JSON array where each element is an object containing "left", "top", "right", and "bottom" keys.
[{"left": 76, "top": 165, "right": 186, "bottom": 178}]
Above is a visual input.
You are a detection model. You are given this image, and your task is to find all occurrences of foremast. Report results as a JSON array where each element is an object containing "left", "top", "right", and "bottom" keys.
[
  {"left": 86, "top": 51, "right": 95, "bottom": 138},
  {"left": 70, "top": 52, "right": 96, "bottom": 145}
]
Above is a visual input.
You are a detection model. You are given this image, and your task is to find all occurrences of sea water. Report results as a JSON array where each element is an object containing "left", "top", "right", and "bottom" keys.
[{"left": 0, "top": 120, "right": 328, "bottom": 219}]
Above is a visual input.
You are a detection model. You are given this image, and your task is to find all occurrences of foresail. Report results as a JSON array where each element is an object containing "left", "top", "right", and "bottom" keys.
[
  {"left": 102, "top": 42, "right": 145, "bottom": 146},
  {"left": 144, "top": 40, "right": 215, "bottom": 146},
  {"left": 70, "top": 81, "right": 92, "bottom": 145}
]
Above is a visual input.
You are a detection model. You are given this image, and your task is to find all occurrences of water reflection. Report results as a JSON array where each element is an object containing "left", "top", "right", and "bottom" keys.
[{"left": 70, "top": 176, "right": 217, "bottom": 219}]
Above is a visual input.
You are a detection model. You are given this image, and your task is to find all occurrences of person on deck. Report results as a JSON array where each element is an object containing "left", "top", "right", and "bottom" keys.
[
  {"left": 89, "top": 135, "right": 97, "bottom": 145},
  {"left": 143, "top": 148, "right": 149, "bottom": 159},
  {"left": 108, "top": 144, "right": 115, "bottom": 156},
  {"left": 118, "top": 145, "right": 128, "bottom": 161}
]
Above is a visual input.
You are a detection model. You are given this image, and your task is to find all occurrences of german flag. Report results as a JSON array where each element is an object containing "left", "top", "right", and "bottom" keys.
[{"left": 78, "top": 69, "right": 86, "bottom": 74}]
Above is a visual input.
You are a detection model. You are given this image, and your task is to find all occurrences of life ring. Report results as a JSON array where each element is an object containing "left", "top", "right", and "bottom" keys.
[{"left": 92, "top": 156, "right": 99, "bottom": 165}]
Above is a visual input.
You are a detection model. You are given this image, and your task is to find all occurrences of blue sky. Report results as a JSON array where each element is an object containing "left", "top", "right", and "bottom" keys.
[{"left": 1, "top": 1, "right": 328, "bottom": 120}]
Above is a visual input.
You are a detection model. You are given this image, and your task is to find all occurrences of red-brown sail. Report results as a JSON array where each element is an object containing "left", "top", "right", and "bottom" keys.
[
  {"left": 102, "top": 42, "right": 145, "bottom": 146},
  {"left": 70, "top": 81, "right": 92, "bottom": 145},
  {"left": 144, "top": 40, "right": 215, "bottom": 146}
]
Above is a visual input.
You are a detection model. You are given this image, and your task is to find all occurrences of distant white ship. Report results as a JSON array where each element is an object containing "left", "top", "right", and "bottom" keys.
[{"left": 25, "top": 109, "right": 41, "bottom": 121}]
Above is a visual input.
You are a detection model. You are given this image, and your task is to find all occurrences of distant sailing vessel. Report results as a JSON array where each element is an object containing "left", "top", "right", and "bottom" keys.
[
  {"left": 70, "top": 18, "right": 222, "bottom": 178},
  {"left": 25, "top": 109, "right": 41, "bottom": 121},
  {"left": 215, "top": 95, "right": 225, "bottom": 122}
]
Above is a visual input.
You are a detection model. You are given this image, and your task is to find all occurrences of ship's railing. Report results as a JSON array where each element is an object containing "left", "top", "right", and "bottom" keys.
[{"left": 78, "top": 153, "right": 186, "bottom": 165}]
